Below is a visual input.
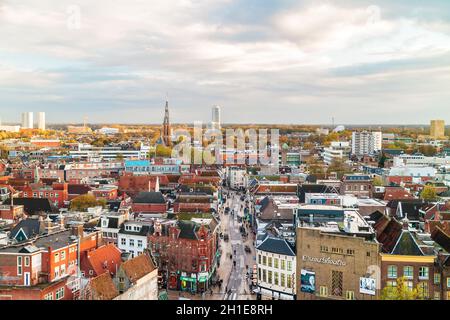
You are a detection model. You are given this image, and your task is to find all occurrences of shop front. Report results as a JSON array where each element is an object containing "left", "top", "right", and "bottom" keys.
[{"left": 180, "top": 273, "right": 197, "bottom": 293}]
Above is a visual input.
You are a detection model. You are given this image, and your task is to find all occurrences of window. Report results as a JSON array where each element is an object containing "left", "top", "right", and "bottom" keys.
[
  {"left": 406, "top": 281, "right": 414, "bottom": 291},
  {"left": 434, "top": 292, "right": 440, "bottom": 300},
  {"left": 447, "top": 277, "right": 450, "bottom": 288},
  {"left": 287, "top": 261, "right": 292, "bottom": 272},
  {"left": 331, "top": 271, "right": 343, "bottom": 297},
  {"left": 54, "top": 253, "right": 60, "bottom": 263},
  {"left": 419, "top": 267, "right": 429, "bottom": 280},
  {"left": 262, "top": 256, "right": 267, "bottom": 266},
  {"left": 268, "top": 271, "right": 273, "bottom": 284},
  {"left": 129, "top": 239, "right": 134, "bottom": 247},
  {"left": 258, "top": 268, "right": 261, "bottom": 281},
  {"left": 287, "top": 275, "right": 292, "bottom": 288},
  {"left": 258, "top": 254, "right": 261, "bottom": 264},
  {"left": 54, "top": 266, "right": 60, "bottom": 279},
  {"left": 280, "top": 260, "right": 286, "bottom": 270},
  {"left": 418, "top": 282, "right": 429, "bottom": 299},
  {"left": 138, "top": 240, "right": 143, "bottom": 248},
  {"left": 434, "top": 274, "right": 441, "bottom": 284},
  {"left": 386, "top": 280, "right": 397, "bottom": 288},
  {"left": 403, "top": 266, "right": 413, "bottom": 279},
  {"left": 346, "top": 249, "right": 355, "bottom": 255},
  {"left": 319, "top": 286, "right": 328, "bottom": 297},
  {"left": 345, "top": 291, "right": 355, "bottom": 300},
  {"left": 268, "top": 257, "right": 272, "bottom": 268},
  {"left": 274, "top": 258, "right": 279, "bottom": 269},
  {"left": 387, "top": 265, "right": 397, "bottom": 279},
  {"left": 121, "top": 238, "right": 126, "bottom": 246},
  {"left": 44, "top": 293, "right": 53, "bottom": 300},
  {"left": 61, "top": 251, "right": 66, "bottom": 260},
  {"left": 24, "top": 256, "right": 30, "bottom": 267},
  {"left": 321, "top": 246, "right": 329, "bottom": 253},
  {"left": 274, "top": 272, "right": 279, "bottom": 286},
  {"left": 17, "top": 256, "right": 23, "bottom": 275},
  {"left": 60, "top": 264, "right": 66, "bottom": 275},
  {"left": 56, "top": 287, "right": 64, "bottom": 300},
  {"left": 366, "top": 252, "right": 371, "bottom": 257},
  {"left": 447, "top": 291, "right": 450, "bottom": 300},
  {"left": 262, "top": 269, "right": 267, "bottom": 283},
  {"left": 280, "top": 273, "right": 286, "bottom": 287}
]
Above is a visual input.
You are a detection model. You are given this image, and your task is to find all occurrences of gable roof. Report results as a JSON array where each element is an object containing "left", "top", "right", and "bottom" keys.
[
  {"left": 68, "top": 184, "right": 92, "bottom": 195},
  {"left": 177, "top": 220, "right": 199, "bottom": 240},
  {"left": 431, "top": 227, "right": 450, "bottom": 253},
  {"left": 4, "top": 197, "right": 57, "bottom": 214},
  {"left": 10, "top": 219, "right": 41, "bottom": 241},
  {"left": 120, "top": 253, "right": 156, "bottom": 283},
  {"left": 391, "top": 230, "right": 424, "bottom": 256},
  {"left": 83, "top": 244, "right": 122, "bottom": 277},
  {"left": 90, "top": 273, "right": 119, "bottom": 300},
  {"left": 257, "top": 237, "right": 295, "bottom": 256},
  {"left": 132, "top": 192, "right": 165, "bottom": 204},
  {"left": 375, "top": 218, "right": 403, "bottom": 253}
]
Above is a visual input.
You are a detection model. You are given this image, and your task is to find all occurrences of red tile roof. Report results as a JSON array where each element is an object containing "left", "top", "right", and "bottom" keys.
[
  {"left": 90, "top": 273, "right": 119, "bottom": 300},
  {"left": 121, "top": 253, "right": 156, "bottom": 283},
  {"left": 83, "top": 244, "right": 122, "bottom": 277}
]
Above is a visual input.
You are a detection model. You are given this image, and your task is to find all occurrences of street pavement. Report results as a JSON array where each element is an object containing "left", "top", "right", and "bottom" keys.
[
  {"left": 223, "top": 189, "right": 256, "bottom": 300},
  {"left": 167, "top": 188, "right": 256, "bottom": 301}
]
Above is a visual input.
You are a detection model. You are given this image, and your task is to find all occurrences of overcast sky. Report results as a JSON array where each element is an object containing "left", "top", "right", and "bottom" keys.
[{"left": 1, "top": 0, "right": 450, "bottom": 125}]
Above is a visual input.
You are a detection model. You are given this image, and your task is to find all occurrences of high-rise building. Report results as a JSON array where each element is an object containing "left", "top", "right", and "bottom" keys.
[
  {"left": 430, "top": 120, "right": 445, "bottom": 140},
  {"left": 211, "top": 105, "right": 221, "bottom": 130},
  {"left": 162, "top": 100, "right": 171, "bottom": 146},
  {"left": 38, "top": 112, "right": 46, "bottom": 130},
  {"left": 351, "top": 131, "right": 382, "bottom": 156},
  {"left": 21, "top": 112, "right": 33, "bottom": 129}
]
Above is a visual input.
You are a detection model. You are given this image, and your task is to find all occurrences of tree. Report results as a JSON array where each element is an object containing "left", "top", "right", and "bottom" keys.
[
  {"left": 70, "top": 194, "right": 107, "bottom": 212},
  {"left": 378, "top": 153, "right": 387, "bottom": 168},
  {"left": 418, "top": 145, "right": 437, "bottom": 157},
  {"left": 373, "top": 176, "right": 384, "bottom": 187},
  {"left": 155, "top": 145, "right": 172, "bottom": 158},
  {"left": 381, "top": 277, "right": 425, "bottom": 300},
  {"left": 327, "top": 158, "right": 352, "bottom": 179},
  {"left": 420, "top": 185, "right": 438, "bottom": 201}
]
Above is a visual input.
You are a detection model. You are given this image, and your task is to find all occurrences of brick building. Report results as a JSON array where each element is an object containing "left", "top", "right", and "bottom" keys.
[
  {"left": 0, "top": 226, "right": 102, "bottom": 300},
  {"left": 296, "top": 210, "right": 380, "bottom": 300},
  {"left": 148, "top": 217, "right": 219, "bottom": 293}
]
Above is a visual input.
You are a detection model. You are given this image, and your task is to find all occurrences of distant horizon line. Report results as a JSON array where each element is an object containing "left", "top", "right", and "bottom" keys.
[{"left": 1, "top": 122, "right": 447, "bottom": 127}]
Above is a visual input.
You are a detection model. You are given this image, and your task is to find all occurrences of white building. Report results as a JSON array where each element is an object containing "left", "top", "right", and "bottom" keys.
[
  {"left": 211, "top": 105, "right": 221, "bottom": 130},
  {"left": 226, "top": 166, "right": 248, "bottom": 190},
  {"left": 256, "top": 237, "right": 296, "bottom": 300},
  {"left": 117, "top": 221, "right": 151, "bottom": 258},
  {"left": 99, "top": 210, "right": 129, "bottom": 245},
  {"left": 98, "top": 127, "right": 120, "bottom": 135},
  {"left": 0, "top": 125, "right": 21, "bottom": 132},
  {"left": 351, "top": 131, "right": 382, "bottom": 156},
  {"left": 393, "top": 154, "right": 450, "bottom": 167},
  {"left": 323, "top": 141, "right": 351, "bottom": 164},
  {"left": 38, "top": 112, "right": 46, "bottom": 130},
  {"left": 70, "top": 143, "right": 149, "bottom": 160},
  {"left": 21, "top": 112, "right": 34, "bottom": 129}
]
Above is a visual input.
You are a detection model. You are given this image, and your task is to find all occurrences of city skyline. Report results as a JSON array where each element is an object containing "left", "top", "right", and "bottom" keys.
[{"left": 1, "top": 0, "right": 450, "bottom": 124}]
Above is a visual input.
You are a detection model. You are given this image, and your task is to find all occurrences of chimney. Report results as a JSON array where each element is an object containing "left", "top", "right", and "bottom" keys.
[{"left": 71, "top": 224, "right": 84, "bottom": 238}]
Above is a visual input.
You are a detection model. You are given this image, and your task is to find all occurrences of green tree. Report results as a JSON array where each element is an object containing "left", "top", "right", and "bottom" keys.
[
  {"left": 70, "top": 194, "right": 107, "bottom": 212},
  {"left": 378, "top": 153, "right": 387, "bottom": 168},
  {"left": 420, "top": 185, "right": 438, "bottom": 201},
  {"left": 373, "top": 176, "right": 384, "bottom": 187},
  {"left": 156, "top": 144, "right": 172, "bottom": 158},
  {"left": 381, "top": 277, "right": 425, "bottom": 300},
  {"left": 327, "top": 158, "right": 352, "bottom": 179}
]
